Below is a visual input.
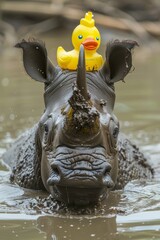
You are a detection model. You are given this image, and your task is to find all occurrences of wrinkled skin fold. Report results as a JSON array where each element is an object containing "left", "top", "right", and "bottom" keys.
[{"left": 3, "top": 39, "right": 153, "bottom": 206}]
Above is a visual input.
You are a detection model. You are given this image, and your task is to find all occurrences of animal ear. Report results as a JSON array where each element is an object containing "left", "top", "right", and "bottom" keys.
[
  {"left": 100, "top": 40, "right": 138, "bottom": 84},
  {"left": 15, "top": 39, "right": 56, "bottom": 84}
]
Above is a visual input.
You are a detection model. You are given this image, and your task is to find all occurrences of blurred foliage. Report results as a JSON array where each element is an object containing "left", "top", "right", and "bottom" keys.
[{"left": 0, "top": 0, "right": 160, "bottom": 47}]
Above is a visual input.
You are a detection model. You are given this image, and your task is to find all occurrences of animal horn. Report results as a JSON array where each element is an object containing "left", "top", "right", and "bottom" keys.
[
  {"left": 76, "top": 44, "right": 89, "bottom": 101},
  {"left": 63, "top": 44, "right": 100, "bottom": 141}
]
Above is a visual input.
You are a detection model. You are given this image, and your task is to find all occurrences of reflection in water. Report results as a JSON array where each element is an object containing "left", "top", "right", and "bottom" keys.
[
  {"left": 0, "top": 211, "right": 160, "bottom": 240},
  {"left": 37, "top": 211, "right": 160, "bottom": 240},
  {"left": 0, "top": 30, "right": 160, "bottom": 240},
  {"left": 0, "top": 211, "right": 159, "bottom": 240},
  {"left": 37, "top": 215, "right": 117, "bottom": 240}
]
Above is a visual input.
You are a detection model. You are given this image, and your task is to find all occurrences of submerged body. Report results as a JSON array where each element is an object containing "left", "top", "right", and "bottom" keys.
[{"left": 3, "top": 39, "right": 153, "bottom": 206}]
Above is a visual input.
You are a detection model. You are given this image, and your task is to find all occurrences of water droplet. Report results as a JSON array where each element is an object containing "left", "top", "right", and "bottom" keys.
[{"left": 91, "top": 233, "right": 96, "bottom": 237}]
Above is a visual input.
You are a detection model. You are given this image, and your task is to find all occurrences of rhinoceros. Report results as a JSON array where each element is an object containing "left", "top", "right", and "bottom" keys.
[{"left": 3, "top": 39, "right": 153, "bottom": 206}]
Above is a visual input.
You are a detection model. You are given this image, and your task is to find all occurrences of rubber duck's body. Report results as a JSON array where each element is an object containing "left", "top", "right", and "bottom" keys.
[{"left": 57, "top": 12, "right": 103, "bottom": 71}]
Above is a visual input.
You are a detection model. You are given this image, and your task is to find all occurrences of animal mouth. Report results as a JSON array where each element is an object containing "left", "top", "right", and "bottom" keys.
[
  {"left": 51, "top": 185, "right": 109, "bottom": 206},
  {"left": 47, "top": 146, "right": 114, "bottom": 205},
  {"left": 82, "top": 38, "right": 98, "bottom": 50}
]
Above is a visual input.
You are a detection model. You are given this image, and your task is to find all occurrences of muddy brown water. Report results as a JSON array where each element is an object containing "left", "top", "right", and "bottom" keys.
[{"left": 0, "top": 29, "right": 160, "bottom": 240}]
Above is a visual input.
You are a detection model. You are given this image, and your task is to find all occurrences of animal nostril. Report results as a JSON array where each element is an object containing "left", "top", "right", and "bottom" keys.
[
  {"left": 52, "top": 166, "right": 60, "bottom": 176},
  {"left": 103, "top": 164, "right": 112, "bottom": 175},
  {"left": 102, "top": 164, "right": 114, "bottom": 188},
  {"left": 47, "top": 166, "right": 61, "bottom": 185}
]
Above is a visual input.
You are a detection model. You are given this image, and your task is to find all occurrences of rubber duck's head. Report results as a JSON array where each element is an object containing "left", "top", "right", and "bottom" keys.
[{"left": 72, "top": 12, "right": 101, "bottom": 52}]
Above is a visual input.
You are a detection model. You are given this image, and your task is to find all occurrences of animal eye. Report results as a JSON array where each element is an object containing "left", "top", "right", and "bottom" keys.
[
  {"left": 78, "top": 35, "right": 83, "bottom": 39},
  {"left": 44, "top": 124, "right": 49, "bottom": 133},
  {"left": 96, "top": 37, "right": 99, "bottom": 41},
  {"left": 113, "top": 127, "right": 119, "bottom": 139}
]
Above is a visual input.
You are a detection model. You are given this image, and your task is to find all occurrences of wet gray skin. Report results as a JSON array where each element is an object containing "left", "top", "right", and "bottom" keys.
[{"left": 3, "top": 39, "right": 153, "bottom": 206}]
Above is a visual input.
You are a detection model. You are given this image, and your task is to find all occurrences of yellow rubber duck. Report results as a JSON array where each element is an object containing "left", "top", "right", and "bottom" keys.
[{"left": 57, "top": 12, "right": 103, "bottom": 71}]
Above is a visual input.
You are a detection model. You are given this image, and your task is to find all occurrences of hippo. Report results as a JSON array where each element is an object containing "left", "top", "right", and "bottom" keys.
[{"left": 3, "top": 39, "right": 153, "bottom": 206}]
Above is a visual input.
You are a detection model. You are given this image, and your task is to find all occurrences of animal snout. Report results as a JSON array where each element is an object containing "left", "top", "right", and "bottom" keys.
[
  {"left": 102, "top": 164, "right": 114, "bottom": 188},
  {"left": 47, "top": 159, "right": 114, "bottom": 189},
  {"left": 47, "top": 164, "right": 61, "bottom": 185}
]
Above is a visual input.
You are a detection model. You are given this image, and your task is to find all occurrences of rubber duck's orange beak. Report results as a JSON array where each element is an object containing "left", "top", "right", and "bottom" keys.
[{"left": 82, "top": 38, "right": 98, "bottom": 50}]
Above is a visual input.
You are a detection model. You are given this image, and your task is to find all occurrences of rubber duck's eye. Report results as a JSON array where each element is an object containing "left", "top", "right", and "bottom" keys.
[
  {"left": 96, "top": 37, "right": 100, "bottom": 41},
  {"left": 78, "top": 35, "right": 83, "bottom": 39}
]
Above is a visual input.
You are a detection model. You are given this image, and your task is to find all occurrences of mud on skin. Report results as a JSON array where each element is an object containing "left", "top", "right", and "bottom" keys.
[{"left": 3, "top": 39, "right": 153, "bottom": 206}]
